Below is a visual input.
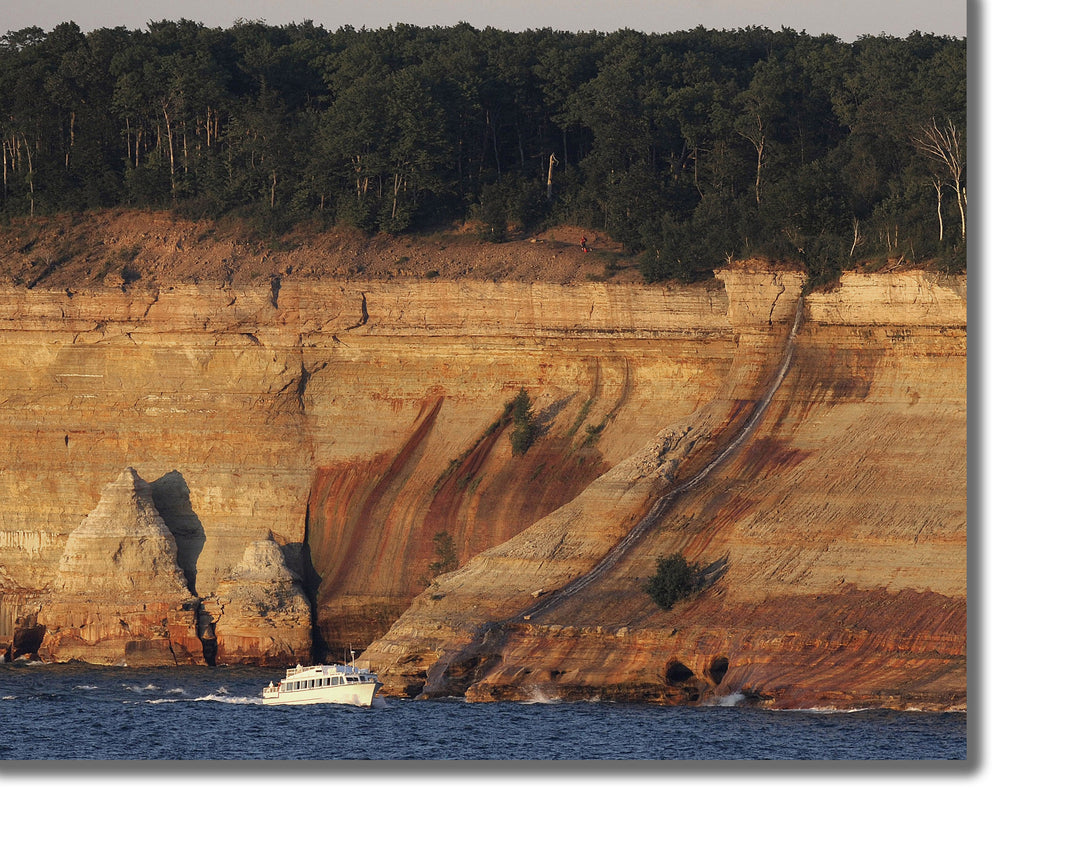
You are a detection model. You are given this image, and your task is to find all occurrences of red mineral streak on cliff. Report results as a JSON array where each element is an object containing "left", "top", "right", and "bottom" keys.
[
  {"left": 0, "top": 213, "right": 965, "bottom": 709},
  {"left": 360, "top": 272, "right": 966, "bottom": 710}
]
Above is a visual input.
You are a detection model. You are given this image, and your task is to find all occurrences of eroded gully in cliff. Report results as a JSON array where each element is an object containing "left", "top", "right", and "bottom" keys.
[
  {"left": 521, "top": 291, "right": 804, "bottom": 620},
  {"left": 427, "top": 289, "right": 806, "bottom": 694}
]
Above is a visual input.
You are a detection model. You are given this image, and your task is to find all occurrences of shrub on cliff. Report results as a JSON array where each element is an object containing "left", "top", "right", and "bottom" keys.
[
  {"left": 509, "top": 389, "right": 539, "bottom": 456},
  {"left": 428, "top": 531, "right": 459, "bottom": 578},
  {"left": 644, "top": 553, "right": 702, "bottom": 610}
]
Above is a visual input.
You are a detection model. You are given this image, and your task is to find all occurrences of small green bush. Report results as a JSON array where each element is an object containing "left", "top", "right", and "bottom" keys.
[
  {"left": 428, "top": 531, "right": 459, "bottom": 577},
  {"left": 644, "top": 553, "right": 701, "bottom": 610},
  {"left": 509, "top": 388, "right": 539, "bottom": 456}
]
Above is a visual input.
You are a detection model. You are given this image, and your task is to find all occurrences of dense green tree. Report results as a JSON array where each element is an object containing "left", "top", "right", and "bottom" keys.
[
  {"left": 0, "top": 21, "right": 964, "bottom": 271},
  {"left": 644, "top": 553, "right": 701, "bottom": 610}
]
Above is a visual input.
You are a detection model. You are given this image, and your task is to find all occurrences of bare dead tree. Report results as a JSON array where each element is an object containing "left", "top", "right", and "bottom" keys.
[
  {"left": 913, "top": 117, "right": 966, "bottom": 241},
  {"left": 850, "top": 217, "right": 863, "bottom": 257},
  {"left": 736, "top": 112, "right": 766, "bottom": 207},
  {"left": 929, "top": 176, "right": 945, "bottom": 241}
]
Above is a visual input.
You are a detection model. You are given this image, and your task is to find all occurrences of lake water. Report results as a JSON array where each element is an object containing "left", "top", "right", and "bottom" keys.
[{"left": 0, "top": 662, "right": 966, "bottom": 761}]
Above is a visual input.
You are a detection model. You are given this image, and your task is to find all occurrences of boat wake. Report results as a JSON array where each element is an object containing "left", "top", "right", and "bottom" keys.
[
  {"left": 193, "top": 693, "right": 262, "bottom": 705},
  {"left": 145, "top": 692, "right": 262, "bottom": 705}
]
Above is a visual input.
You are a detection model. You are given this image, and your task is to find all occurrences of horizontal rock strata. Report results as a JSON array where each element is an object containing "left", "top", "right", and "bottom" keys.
[
  {"left": 200, "top": 535, "right": 312, "bottom": 665},
  {"left": 0, "top": 214, "right": 965, "bottom": 708},
  {"left": 360, "top": 270, "right": 966, "bottom": 710},
  {"left": 35, "top": 467, "right": 202, "bottom": 665}
]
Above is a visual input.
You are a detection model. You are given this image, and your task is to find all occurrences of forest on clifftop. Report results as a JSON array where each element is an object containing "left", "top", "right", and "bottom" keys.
[{"left": 0, "top": 22, "right": 964, "bottom": 282}]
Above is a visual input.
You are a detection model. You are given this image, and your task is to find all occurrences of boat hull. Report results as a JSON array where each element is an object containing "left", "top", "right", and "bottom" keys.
[
  {"left": 261, "top": 663, "right": 383, "bottom": 707},
  {"left": 262, "top": 680, "right": 380, "bottom": 707}
]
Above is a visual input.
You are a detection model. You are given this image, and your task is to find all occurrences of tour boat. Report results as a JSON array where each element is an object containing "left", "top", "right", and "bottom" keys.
[{"left": 261, "top": 661, "right": 382, "bottom": 707}]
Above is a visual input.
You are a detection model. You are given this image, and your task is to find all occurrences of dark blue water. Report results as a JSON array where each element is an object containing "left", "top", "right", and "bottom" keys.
[{"left": 0, "top": 662, "right": 965, "bottom": 760}]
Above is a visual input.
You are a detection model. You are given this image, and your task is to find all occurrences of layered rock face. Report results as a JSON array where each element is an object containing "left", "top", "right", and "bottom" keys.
[
  {"left": 200, "top": 535, "right": 312, "bottom": 665},
  {"left": 0, "top": 214, "right": 965, "bottom": 708},
  {"left": 0, "top": 235, "right": 751, "bottom": 664},
  {"left": 35, "top": 467, "right": 203, "bottom": 665},
  {"left": 15, "top": 468, "right": 313, "bottom": 666},
  {"left": 360, "top": 272, "right": 967, "bottom": 710}
]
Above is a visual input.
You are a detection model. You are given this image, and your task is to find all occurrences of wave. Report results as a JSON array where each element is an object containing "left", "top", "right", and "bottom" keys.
[
  {"left": 700, "top": 692, "right": 746, "bottom": 707},
  {"left": 144, "top": 693, "right": 261, "bottom": 705},
  {"left": 195, "top": 695, "right": 261, "bottom": 705},
  {"left": 521, "top": 688, "right": 561, "bottom": 705},
  {"left": 121, "top": 683, "right": 160, "bottom": 694}
]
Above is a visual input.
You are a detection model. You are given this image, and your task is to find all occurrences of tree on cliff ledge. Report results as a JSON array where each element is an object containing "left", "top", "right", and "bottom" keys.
[{"left": 644, "top": 553, "right": 702, "bottom": 610}]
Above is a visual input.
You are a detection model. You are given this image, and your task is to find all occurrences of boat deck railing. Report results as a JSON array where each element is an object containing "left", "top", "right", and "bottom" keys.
[{"left": 282, "top": 663, "right": 374, "bottom": 679}]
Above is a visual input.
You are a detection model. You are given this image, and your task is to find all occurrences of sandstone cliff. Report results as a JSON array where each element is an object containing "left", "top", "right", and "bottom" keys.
[
  {"left": 35, "top": 467, "right": 203, "bottom": 665},
  {"left": 0, "top": 213, "right": 965, "bottom": 710},
  {"left": 200, "top": 534, "right": 312, "bottom": 665},
  {"left": 359, "top": 271, "right": 966, "bottom": 710}
]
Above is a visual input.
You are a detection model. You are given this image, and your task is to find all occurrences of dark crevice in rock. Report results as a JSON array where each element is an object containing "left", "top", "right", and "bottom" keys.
[
  {"left": 664, "top": 659, "right": 695, "bottom": 685},
  {"left": 707, "top": 656, "right": 729, "bottom": 685},
  {"left": 150, "top": 470, "right": 205, "bottom": 597},
  {"left": 196, "top": 603, "right": 218, "bottom": 666}
]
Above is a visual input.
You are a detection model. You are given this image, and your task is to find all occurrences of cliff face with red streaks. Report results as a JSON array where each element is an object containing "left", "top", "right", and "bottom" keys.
[
  {"left": 359, "top": 273, "right": 967, "bottom": 711},
  {"left": 0, "top": 213, "right": 964, "bottom": 710}
]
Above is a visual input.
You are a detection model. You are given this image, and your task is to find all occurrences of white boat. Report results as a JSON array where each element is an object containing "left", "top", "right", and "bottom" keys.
[{"left": 261, "top": 662, "right": 382, "bottom": 707}]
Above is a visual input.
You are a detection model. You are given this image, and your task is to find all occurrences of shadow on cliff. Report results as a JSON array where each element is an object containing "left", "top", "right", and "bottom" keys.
[{"left": 150, "top": 470, "right": 205, "bottom": 595}]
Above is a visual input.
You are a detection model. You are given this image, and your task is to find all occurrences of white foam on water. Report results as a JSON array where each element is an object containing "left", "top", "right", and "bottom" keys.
[
  {"left": 193, "top": 693, "right": 262, "bottom": 705},
  {"left": 522, "top": 688, "right": 560, "bottom": 704},
  {"left": 701, "top": 692, "right": 745, "bottom": 707}
]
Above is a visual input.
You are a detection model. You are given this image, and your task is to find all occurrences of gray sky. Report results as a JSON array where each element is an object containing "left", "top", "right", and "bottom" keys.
[{"left": 1, "top": 0, "right": 966, "bottom": 41}]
